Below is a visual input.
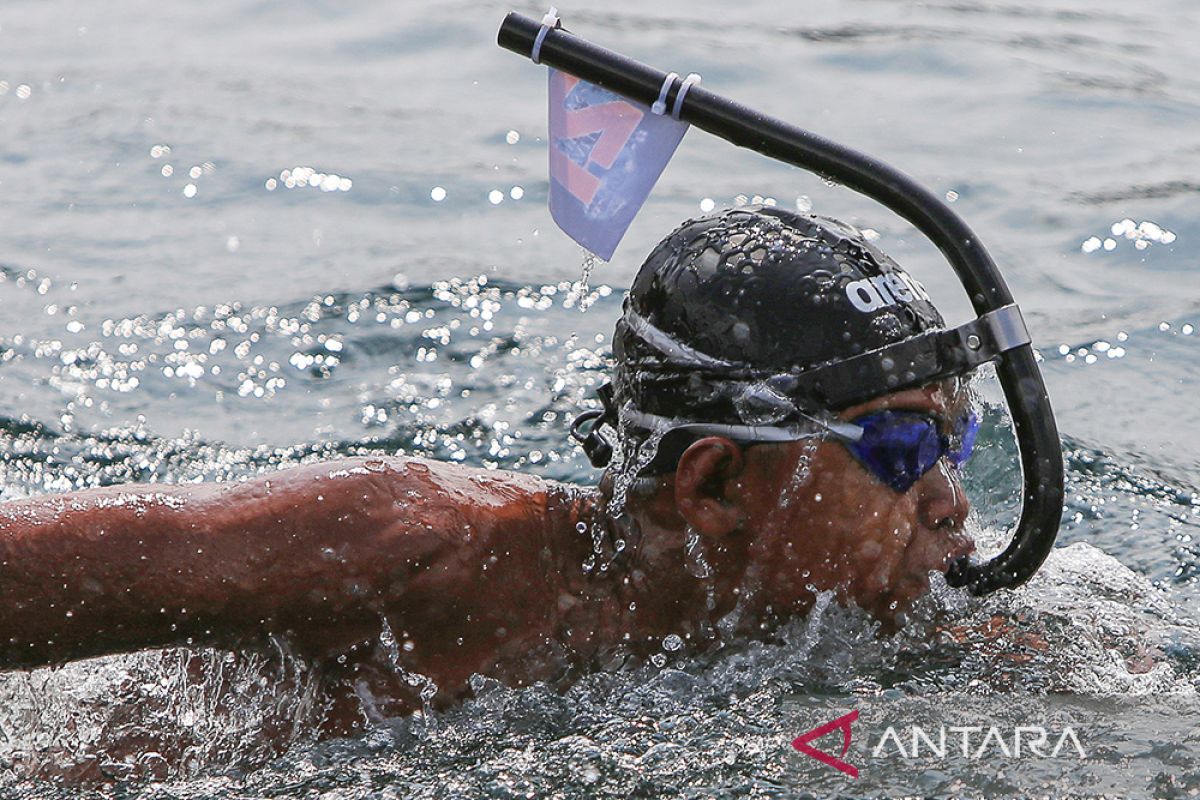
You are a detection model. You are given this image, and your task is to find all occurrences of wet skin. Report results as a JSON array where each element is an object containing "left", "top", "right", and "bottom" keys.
[
  {"left": 0, "top": 384, "right": 972, "bottom": 732},
  {"left": 739, "top": 381, "right": 975, "bottom": 622}
]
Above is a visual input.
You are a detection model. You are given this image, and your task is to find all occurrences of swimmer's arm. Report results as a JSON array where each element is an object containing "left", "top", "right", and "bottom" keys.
[{"left": 0, "top": 457, "right": 455, "bottom": 670}]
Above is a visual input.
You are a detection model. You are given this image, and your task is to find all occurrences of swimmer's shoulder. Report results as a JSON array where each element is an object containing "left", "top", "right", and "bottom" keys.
[{"left": 274, "top": 455, "right": 592, "bottom": 531}]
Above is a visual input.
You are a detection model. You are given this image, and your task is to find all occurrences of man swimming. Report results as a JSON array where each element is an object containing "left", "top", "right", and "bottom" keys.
[{"left": 0, "top": 207, "right": 977, "bottom": 732}]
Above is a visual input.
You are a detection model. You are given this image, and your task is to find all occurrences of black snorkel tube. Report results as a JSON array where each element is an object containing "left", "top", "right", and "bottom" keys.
[{"left": 497, "top": 11, "right": 1064, "bottom": 596}]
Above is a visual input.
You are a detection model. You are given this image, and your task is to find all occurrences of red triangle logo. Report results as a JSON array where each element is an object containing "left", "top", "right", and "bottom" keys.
[{"left": 792, "top": 709, "right": 859, "bottom": 778}]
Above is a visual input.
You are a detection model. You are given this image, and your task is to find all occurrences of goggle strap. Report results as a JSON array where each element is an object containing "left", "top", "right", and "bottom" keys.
[
  {"left": 619, "top": 407, "right": 862, "bottom": 444},
  {"left": 622, "top": 307, "right": 737, "bottom": 370}
]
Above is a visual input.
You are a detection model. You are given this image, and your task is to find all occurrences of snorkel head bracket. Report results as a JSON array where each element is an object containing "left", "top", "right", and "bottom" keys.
[
  {"left": 569, "top": 385, "right": 616, "bottom": 468},
  {"left": 499, "top": 10, "right": 1065, "bottom": 597}
]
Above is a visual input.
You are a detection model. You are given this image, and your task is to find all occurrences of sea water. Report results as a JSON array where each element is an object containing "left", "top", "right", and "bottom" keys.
[{"left": 1, "top": 0, "right": 1199, "bottom": 796}]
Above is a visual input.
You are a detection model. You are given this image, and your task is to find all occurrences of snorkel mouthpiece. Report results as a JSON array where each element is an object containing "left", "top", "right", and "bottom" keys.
[{"left": 499, "top": 11, "right": 1065, "bottom": 596}]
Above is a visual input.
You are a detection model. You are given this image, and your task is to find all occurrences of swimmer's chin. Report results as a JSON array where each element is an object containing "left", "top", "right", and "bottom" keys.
[
  {"left": 883, "top": 534, "right": 975, "bottom": 613},
  {"left": 864, "top": 566, "right": 955, "bottom": 630}
]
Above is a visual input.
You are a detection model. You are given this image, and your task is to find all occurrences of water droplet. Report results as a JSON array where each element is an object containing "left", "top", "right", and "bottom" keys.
[{"left": 684, "top": 529, "right": 713, "bottom": 579}]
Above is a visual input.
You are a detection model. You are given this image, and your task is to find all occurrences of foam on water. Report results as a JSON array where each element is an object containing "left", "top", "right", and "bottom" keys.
[{"left": 0, "top": 638, "right": 324, "bottom": 785}]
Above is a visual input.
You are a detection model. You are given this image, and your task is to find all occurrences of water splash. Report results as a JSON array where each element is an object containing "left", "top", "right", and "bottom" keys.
[
  {"left": 775, "top": 435, "right": 820, "bottom": 511},
  {"left": 684, "top": 525, "right": 719, "bottom": 626},
  {"left": 377, "top": 617, "right": 439, "bottom": 726},
  {"left": 565, "top": 249, "right": 600, "bottom": 312},
  {"left": 0, "top": 639, "right": 323, "bottom": 784},
  {"left": 605, "top": 415, "right": 667, "bottom": 523},
  {"left": 684, "top": 526, "right": 714, "bottom": 580}
]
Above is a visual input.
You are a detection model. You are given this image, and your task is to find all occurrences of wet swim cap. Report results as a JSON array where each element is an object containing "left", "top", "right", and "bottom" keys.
[
  {"left": 613, "top": 206, "right": 944, "bottom": 428},
  {"left": 570, "top": 204, "right": 1024, "bottom": 474}
]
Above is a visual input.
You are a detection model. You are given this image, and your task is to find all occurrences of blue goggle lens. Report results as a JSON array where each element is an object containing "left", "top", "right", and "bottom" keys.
[
  {"left": 946, "top": 410, "right": 980, "bottom": 467},
  {"left": 845, "top": 410, "right": 979, "bottom": 493}
]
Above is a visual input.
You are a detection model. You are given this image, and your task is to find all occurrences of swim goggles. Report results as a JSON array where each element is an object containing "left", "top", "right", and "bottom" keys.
[
  {"left": 842, "top": 409, "right": 979, "bottom": 493},
  {"left": 580, "top": 404, "right": 979, "bottom": 494}
]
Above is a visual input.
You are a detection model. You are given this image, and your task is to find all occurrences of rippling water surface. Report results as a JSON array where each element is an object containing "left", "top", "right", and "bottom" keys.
[{"left": 2, "top": 0, "right": 1199, "bottom": 796}]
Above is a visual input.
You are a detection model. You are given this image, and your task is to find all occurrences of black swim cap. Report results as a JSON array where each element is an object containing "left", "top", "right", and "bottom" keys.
[
  {"left": 570, "top": 204, "right": 1018, "bottom": 473},
  {"left": 612, "top": 205, "right": 944, "bottom": 429}
]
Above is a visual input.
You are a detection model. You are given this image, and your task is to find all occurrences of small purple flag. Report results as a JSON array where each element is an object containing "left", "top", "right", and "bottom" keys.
[{"left": 547, "top": 69, "right": 689, "bottom": 261}]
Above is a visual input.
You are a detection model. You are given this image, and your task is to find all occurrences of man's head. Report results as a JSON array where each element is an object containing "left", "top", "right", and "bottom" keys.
[
  {"left": 596, "top": 206, "right": 977, "bottom": 619},
  {"left": 662, "top": 381, "right": 975, "bottom": 621}
]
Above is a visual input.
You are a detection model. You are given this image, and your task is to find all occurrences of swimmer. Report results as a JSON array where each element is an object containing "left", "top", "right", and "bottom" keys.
[{"left": 0, "top": 207, "right": 978, "bottom": 732}]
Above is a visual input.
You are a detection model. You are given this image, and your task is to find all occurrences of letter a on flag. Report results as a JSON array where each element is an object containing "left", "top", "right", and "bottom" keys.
[{"left": 547, "top": 69, "right": 688, "bottom": 261}]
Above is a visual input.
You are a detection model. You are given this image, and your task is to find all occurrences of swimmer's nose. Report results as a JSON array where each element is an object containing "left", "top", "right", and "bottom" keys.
[{"left": 916, "top": 461, "right": 970, "bottom": 535}]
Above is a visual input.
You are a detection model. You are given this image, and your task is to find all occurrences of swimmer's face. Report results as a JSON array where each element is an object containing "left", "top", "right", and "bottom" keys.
[{"left": 675, "top": 381, "right": 974, "bottom": 622}]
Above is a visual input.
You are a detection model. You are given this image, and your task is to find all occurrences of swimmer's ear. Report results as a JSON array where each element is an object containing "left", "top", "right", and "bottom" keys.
[{"left": 674, "top": 437, "right": 745, "bottom": 538}]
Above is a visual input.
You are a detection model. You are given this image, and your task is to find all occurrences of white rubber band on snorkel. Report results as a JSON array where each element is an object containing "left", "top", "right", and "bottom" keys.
[
  {"left": 650, "top": 72, "right": 700, "bottom": 119},
  {"left": 531, "top": 6, "right": 559, "bottom": 64},
  {"left": 671, "top": 73, "right": 701, "bottom": 120},
  {"left": 651, "top": 72, "right": 679, "bottom": 115}
]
